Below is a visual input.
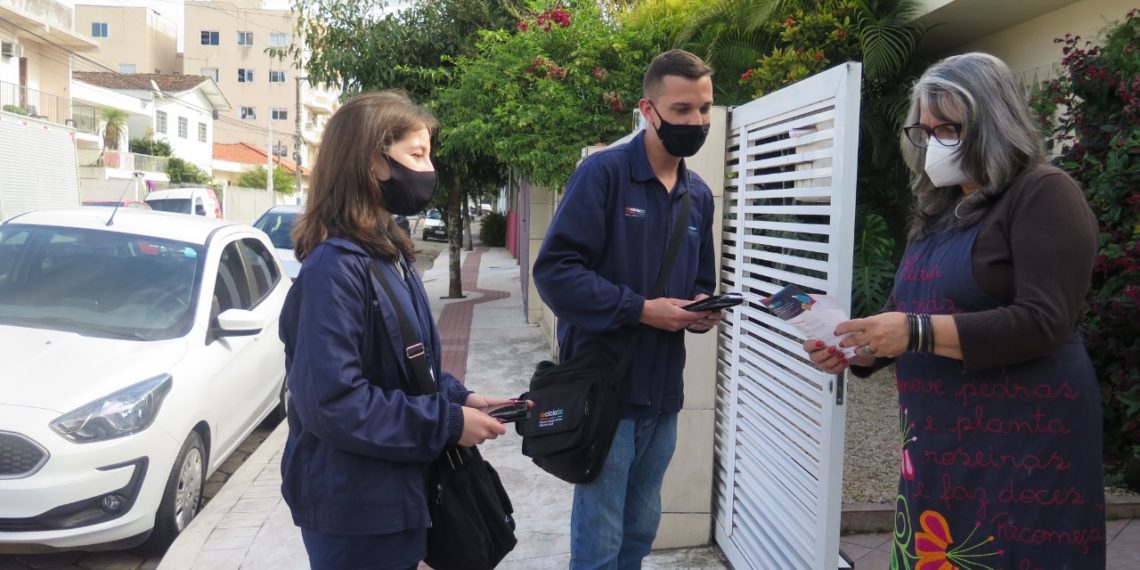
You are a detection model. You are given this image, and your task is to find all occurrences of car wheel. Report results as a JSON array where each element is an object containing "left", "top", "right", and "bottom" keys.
[
  {"left": 144, "top": 431, "right": 205, "bottom": 553},
  {"left": 422, "top": 230, "right": 430, "bottom": 241}
]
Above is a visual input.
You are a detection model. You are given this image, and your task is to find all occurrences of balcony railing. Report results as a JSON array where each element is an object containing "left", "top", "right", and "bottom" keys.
[
  {"left": 2, "top": 80, "right": 101, "bottom": 135},
  {"left": 77, "top": 149, "right": 170, "bottom": 173}
]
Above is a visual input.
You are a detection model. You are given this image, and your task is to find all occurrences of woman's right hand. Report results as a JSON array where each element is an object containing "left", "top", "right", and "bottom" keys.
[
  {"left": 802, "top": 339, "right": 872, "bottom": 374},
  {"left": 458, "top": 407, "right": 507, "bottom": 447}
]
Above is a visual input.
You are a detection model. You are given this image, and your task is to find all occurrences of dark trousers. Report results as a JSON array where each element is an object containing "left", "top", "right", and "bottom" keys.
[{"left": 301, "top": 527, "right": 426, "bottom": 570}]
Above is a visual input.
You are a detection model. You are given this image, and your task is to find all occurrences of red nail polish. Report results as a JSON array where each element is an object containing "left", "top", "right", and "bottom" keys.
[
  {"left": 827, "top": 347, "right": 836, "bottom": 354},
  {"left": 815, "top": 341, "right": 824, "bottom": 348}
]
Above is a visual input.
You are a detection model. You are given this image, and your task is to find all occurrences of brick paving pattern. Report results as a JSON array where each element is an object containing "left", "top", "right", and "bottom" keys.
[{"left": 436, "top": 247, "right": 508, "bottom": 381}]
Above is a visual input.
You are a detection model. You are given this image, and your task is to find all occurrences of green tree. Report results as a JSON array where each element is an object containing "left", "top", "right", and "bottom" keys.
[
  {"left": 98, "top": 108, "right": 130, "bottom": 151},
  {"left": 129, "top": 137, "right": 173, "bottom": 157},
  {"left": 239, "top": 165, "right": 298, "bottom": 195},
  {"left": 166, "top": 157, "right": 210, "bottom": 185},
  {"left": 286, "top": 0, "right": 523, "bottom": 297},
  {"left": 439, "top": 2, "right": 658, "bottom": 189}
]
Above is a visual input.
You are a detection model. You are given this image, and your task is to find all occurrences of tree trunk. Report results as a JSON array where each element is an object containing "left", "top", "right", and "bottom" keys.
[
  {"left": 463, "top": 186, "right": 474, "bottom": 251},
  {"left": 445, "top": 173, "right": 465, "bottom": 298}
]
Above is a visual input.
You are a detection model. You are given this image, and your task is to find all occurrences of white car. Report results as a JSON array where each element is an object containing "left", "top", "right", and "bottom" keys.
[
  {"left": 0, "top": 208, "right": 289, "bottom": 553},
  {"left": 252, "top": 204, "right": 303, "bottom": 280},
  {"left": 421, "top": 209, "right": 447, "bottom": 241}
]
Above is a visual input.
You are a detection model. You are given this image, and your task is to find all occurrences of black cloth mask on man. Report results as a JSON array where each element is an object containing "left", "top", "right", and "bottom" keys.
[{"left": 650, "top": 103, "right": 710, "bottom": 158}]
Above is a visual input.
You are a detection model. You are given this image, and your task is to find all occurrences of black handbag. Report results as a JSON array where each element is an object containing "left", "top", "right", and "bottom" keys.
[
  {"left": 517, "top": 191, "right": 691, "bottom": 484},
  {"left": 369, "top": 260, "right": 516, "bottom": 570}
]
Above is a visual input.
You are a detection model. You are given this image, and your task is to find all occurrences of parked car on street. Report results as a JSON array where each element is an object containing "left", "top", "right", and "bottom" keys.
[
  {"left": 421, "top": 209, "right": 447, "bottom": 241},
  {"left": 0, "top": 207, "right": 289, "bottom": 553},
  {"left": 143, "top": 188, "right": 222, "bottom": 219},
  {"left": 252, "top": 204, "right": 303, "bottom": 280},
  {"left": 82, "top": 200, "right": 152, "bottom": 210}
]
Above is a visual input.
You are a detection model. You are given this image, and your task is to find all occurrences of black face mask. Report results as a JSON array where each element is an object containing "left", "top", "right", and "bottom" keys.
[
  {"left": 379, "top": 154, "right": 437, "bottom": 215},
  {"left": 650, "top": 103, "right": 710, "bottom": 158}
]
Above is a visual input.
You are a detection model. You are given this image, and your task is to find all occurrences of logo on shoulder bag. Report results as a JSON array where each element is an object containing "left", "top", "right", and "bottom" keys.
[{"left": 538, "top": 408, "right": 564, "bottom": 428}]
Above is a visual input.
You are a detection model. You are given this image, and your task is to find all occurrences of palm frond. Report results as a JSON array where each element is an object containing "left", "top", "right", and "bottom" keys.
[{"left": 852, "top": 0, "right": 923, "bottom": 80}]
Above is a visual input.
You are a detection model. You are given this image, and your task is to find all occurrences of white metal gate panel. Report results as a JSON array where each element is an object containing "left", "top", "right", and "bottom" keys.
[
  {"left": 714, "top": 63, "right": 861, "bottom": 570},
  {"left": 0, "top": 114, "right": 80, "bottom": 220}
]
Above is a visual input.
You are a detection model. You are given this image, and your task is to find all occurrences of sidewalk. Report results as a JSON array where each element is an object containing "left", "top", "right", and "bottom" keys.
[{"left": 159, "top": 247, "right": 727, "bottom": 569}]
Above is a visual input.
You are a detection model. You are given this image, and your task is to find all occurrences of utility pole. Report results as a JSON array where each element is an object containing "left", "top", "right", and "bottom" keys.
[
  {"left": 294, "top": 75, "right": 305, "bottom": 198},
  {"left": 267, "top": 116, "right": 274, "bottom": 197}
]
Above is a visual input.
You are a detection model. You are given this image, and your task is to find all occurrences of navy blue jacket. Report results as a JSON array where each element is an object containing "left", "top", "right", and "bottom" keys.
[
  {"left": 532, "top": 131, "right": 717, "bottom": 417},
  {"left": 279, "top": 237, "right": 469, "bottom": 535}
]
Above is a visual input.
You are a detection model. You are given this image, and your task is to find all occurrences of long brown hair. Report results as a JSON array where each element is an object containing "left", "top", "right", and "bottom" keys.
[{"left": 292, "top": 90, "right": 437, "bottom": 262}]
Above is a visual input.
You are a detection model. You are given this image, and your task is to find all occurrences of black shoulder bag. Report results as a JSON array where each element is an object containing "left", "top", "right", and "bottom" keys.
[
  {"left": 369, "top": 260, "right": 516, "bottom": 570},
  {"left": 517, "top": 190, "right": 691, "bottom": 484}
]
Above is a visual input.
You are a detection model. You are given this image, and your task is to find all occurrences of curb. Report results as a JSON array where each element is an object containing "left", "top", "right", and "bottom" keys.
[{"left": 840, "top": 495, "right": 1140, "bottom": 535}]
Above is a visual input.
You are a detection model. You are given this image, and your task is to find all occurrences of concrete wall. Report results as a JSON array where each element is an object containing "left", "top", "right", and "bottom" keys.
[
  {"left": 656, "top": 105, "right": 727, "bottom": 549},
  {"left": 220, "top": 184, "right": 277, "bottom": 226},
  {"left": 951, "top": 0, "right": 1133, "bottom": 78}
]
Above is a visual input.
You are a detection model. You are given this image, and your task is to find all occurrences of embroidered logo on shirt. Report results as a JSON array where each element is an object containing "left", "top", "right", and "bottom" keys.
[
  {"left": 623, "top": 206, "right": 646, "bottom": 218},
  {"left": 687, "top": 225, "right": 699, "bottom": 238}
]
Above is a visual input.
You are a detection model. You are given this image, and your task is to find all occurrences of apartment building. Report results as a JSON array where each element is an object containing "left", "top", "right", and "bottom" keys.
[
  {"left": 182, "top": 0, "right": 335, "bottom": 176},
  {"left": 0, "top": 0, "right": 98, "bottom": 124},
  {"left": 74, "top": 4, "right": 178, "bottom": 76}
]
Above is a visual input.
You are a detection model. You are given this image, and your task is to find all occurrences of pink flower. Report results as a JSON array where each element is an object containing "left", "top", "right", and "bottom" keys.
[{"left": 741, "top": 69, "right": 754, "bottom": 80}]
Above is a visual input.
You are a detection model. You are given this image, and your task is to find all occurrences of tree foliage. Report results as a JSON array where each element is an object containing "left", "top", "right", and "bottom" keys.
[
  {"left": 440, "top": 2, "right": 659, "bottom": 188},
  {"left": 130, "top": 137, "right": 173, "bottom": 157},
  {"left": 1030, "top": 10, "right": 1140, "bottom": 469},
  {"left": 98, "top": 107, "right": 130, "bottom": 151},
  {"left": 239, "top": 165, "right": 298, "bottom": 195},
  {"left": 165, "top": 157, "right": 210, "bottom": 185}
]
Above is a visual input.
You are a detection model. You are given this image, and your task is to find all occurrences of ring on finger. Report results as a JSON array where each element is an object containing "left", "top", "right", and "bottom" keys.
[{"left": 860, "top": 344, "right": 877, "bottom": 356}]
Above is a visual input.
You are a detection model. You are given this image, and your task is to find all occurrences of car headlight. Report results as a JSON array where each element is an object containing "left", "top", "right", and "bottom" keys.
[{"left": 50, "top": 374, "right": 173, "bottom": 443}]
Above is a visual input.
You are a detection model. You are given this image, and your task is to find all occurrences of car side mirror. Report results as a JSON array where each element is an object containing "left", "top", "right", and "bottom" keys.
[{"left": 214, "top": 309, "right": 265, "bottom": 336}]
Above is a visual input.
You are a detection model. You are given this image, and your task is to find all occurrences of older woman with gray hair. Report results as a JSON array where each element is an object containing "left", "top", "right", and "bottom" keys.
[{"left": 804, "top": 52, "right": 1105, "bottom": 568}]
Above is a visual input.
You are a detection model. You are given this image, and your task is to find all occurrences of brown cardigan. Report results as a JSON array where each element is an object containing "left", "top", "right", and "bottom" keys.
[{"left": 859, "top": 164, "right": 1099, "bottom": 375}]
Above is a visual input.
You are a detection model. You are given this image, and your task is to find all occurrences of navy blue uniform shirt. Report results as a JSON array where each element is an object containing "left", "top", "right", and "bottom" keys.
[
  {"left": 532, "top": 130, "right": 716, "bottom": 418},
  {"left": 279, "top": 237, "right": 469, "bottom": 535}
]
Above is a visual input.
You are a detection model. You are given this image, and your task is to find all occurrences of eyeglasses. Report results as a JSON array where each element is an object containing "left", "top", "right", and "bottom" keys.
[{"left": 903, "top": 123, "right": 962, "bottom": 148}]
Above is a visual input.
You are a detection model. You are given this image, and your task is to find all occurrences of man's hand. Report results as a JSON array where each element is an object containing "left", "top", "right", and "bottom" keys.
[
  {"left": 640, "top": 297, "right": 706, "bottom": 332},
  {"left": 685, "top": 293, "right": 723, "bottom": 332}
]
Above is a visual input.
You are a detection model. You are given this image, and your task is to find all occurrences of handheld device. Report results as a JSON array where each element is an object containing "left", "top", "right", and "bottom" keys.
[
  {"left": 488, "top": 401, "right": 529, "bottom": 423},
  {"left": 682, "top": 292, "right": 744, "bottom": 312}
]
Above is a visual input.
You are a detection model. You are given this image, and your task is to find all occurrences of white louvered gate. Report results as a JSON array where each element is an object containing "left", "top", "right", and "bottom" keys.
[{"left": 713, "top": 63, "right": 861, "bottom": 570}]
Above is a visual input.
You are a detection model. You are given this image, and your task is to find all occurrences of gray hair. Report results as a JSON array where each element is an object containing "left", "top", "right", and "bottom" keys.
[{"left": 900, "top": 52, "right": 1045, "bottom": 241}]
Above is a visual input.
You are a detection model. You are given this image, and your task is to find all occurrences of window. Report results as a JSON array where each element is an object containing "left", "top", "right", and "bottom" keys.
[
  {"left": 200, "top": 31, "right": 219, "bottom": 46},
  {"left": 200, "top": 67, "right": 219, "bottom": 82},
  {"left": 198, "top": 122, "right": 207, "bottom": 143},
  {"left": 271, "top": 108, "right": 288, "bottom": 121},
  {"left": 237, "top": 31, "right": 253, "bottom": 46},
  {"left": 156, "top": 111, "right": 167, "bottom": 134},
  {"left": 240, "top": 107, "right": 256, "bottom": 120},
  {"left": 214, "top": 242, "right": 252, "bottom": 313},
  {"left": 91, "top": 23, "right": 109, "bottom": 38},
  {"left": 269, "top": 70, "right": 286, "bottom": 83},
  {"left": 119, "top": 64, "right": 136, "bottom": 74},
  {"left": 238, "top": 69, "right": 254, "bottom": 83},
  {"left": 212, "top": 239, "right": 279, "bottom": 317},
  {"left": 178, "top": 117, "right": 188, "bottom": 139},
  {"left": 240, "top": 238, "right": 280, "bottom": 302},
  {"left": 269, "top": 33, "right": 288, "bottom": 47}
]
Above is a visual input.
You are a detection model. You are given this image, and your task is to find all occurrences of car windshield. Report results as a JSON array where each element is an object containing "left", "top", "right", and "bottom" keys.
[
  {"left": 426, "top": 210, "right": 442, "bottom": 220},
  {"left": 253, "top": 211, "right": 297, "bottom": 249},
  {"left": 146, "top": 198, "right": 191, "bottom": 214},
  {"left": 0, "top": 225, "right": 203, "bottom": 340}
]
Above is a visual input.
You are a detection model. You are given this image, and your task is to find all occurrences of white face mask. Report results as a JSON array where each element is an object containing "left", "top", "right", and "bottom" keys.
[{"left": 923, "top": 139, "right": 972, "bottom": 188}]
